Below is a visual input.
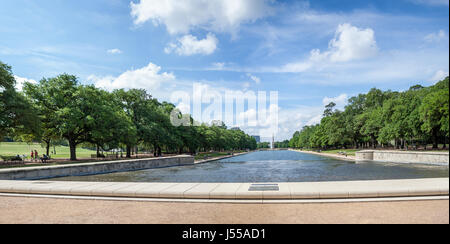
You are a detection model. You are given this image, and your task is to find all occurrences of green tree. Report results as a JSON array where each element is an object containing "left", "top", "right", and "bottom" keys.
[
  {"left": 0, "top": 61, "right": 40, "bottom": 142},
  {"left": 113, "top": 89, "right": 155, "bottom": 157},
  {"left": 24, "top": 74, "right": 106, "bottom": 160},
  {"left": 419, "top": 82, "right": 449, "bottom": 149}
]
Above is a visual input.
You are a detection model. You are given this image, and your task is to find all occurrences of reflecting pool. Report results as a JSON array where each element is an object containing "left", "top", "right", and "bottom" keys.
[{"left": 50, "top": 150, "right": 449, "bottom": 182}]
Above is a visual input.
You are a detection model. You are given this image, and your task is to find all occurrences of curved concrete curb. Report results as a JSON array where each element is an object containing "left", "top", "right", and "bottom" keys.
[{"left": 0, "top": 178, "right": 447, "bottom": 200}]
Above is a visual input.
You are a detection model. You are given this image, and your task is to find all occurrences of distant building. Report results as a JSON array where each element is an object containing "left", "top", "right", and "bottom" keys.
[
  {"left": 230, "top": 127, "right": 241, "bottom": 131},
  {"left": 251, "top": 135, "right": 261, "bottom": 143}
]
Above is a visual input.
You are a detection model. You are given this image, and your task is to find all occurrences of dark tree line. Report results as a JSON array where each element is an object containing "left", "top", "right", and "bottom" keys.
[
  {"left": 0, "top": 61, "right": 257, "bottom": 160},
  {"left": 290, "top": 77, "right": 449, "bottom": 150}
]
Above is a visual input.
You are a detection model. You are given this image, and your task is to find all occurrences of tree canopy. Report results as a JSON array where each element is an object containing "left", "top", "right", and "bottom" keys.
[
  {"left": 1, "top": 61, "right": 257, "bottom": 160},
  {"left": 290, "top": 77, "right": 449, "bottom": 150},
  {"left": 0, "top": 62, "right": 39, "bottom": 141}
]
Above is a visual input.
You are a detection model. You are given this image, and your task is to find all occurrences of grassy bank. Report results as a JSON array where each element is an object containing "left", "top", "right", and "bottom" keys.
[
  {"left": 321, "top": 149, "right": 358, "bottom": 156},
  {"left": 0, "top": 142, "right": 96, "bottom": 159},
  {"left": 194, "top": 151, "right": 248, "bottom": 160},
  {"left": 195, "top": 152, "right": 229, "bottom": 160},
  {"left": 295, "top": 147, "right": 448, "bottom": 157},
  {"left": 298, "top": 148, "right": 358, "bottom": 156}
]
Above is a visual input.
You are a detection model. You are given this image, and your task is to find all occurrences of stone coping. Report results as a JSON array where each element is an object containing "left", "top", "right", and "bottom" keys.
[
  {"left": 0, "top": 155, "right": 194, "bottom": 180},
  {"left": 194, "top": 152, "right": 250, "bottom": 164},
  {"left": 0, "top": 155, "right": 193, "bottom": 173},
  {"left": 0, "top": 178, "right": 447, "bottom": 200},
  {"left": 357, "top": 150, "right": 449, "bottom": 156},
  {"left": 355, "top": 150, "right": 449, "bottom": 165}
]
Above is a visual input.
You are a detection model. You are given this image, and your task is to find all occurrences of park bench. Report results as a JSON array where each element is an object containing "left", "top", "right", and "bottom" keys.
[
  {"left": 91, "top": 154, "right": 106, "bottom": 159},
  {"left": 106, "top": 154, "right": 118, "bottom": 159},
  {"left": 39, "top": 154, "right": 51, "bottom": 164}
]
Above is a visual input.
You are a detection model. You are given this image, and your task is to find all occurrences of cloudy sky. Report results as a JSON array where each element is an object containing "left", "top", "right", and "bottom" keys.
[{"left": 1, "top": 0, "right": 449, "bottom": 141}]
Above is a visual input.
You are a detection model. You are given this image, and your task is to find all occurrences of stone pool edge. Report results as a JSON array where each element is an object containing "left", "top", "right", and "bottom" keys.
[
  {"left": 289, "top": 149, "right": 356, "bottom": 161},
  {"left": 194, "top": 151, "right": 251, "bottom": 165},
  {"left": 0, "top": 178, "right": 447, "bottom": 201},
  {"left": 0, "top": 155, "right": 195, "bottom": 180}
]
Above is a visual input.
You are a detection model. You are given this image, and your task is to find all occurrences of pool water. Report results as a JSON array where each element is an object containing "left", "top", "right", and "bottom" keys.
[{"left": 50, "top": 150, "right": 449, "bottom": 183}]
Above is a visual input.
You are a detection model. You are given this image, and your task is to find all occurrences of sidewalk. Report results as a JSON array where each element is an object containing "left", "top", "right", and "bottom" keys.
[{"left": 0, "top": 196, "right": 447, "bottom": 224}]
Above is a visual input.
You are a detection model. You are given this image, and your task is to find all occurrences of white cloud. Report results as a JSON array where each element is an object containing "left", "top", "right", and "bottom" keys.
[
  {"left": 424, "top": 30, "right": 447, "bottom": 43},
  {"left": 207, "top": 62, "right": 239, "bottom": 71},
  {"left": 328, "top": 23, "right": 378, "bottom": 62},
  {"left": 258, "top": 94, "right": 350, "bottom": 140},
  {"left": 246, "top": 73, "right": 261, "bottom": 84},
  {"left": 323, "top": 93, "right": 348, "bottom": 110},
  {"left": 270, "top": 105, "right": 323, "bottom": 140},
  {"left": 165, "top": 33, "right": 218, "bottom": 56},
  {"left": 429, "top": 70, "right": 449, "bottom": 82},
  {"left": 14, "top": 75, "right": 38, "bottom": 91},
  {"left": 130, "top": 0, "right": 273, "bottom": 35},
  {"left": 305, "top": 114, "right": 322, "bottom": 126},
  {"left": 279, "top": 60, "right": 313, "bottom": 73},
  {"left": 107, "top": 48, "right": 122, "bottom": 54},
  {"left": 280, "top": 23, "right": 378, "bottom": 72},
  {"left": 238, "top": 103, "right": 280, "bottom": 138},
  {"left": 90, "top": 62, "right": 175, "bottom": 92},
  {"left": 211, "top": 62, "right": 226, "bottom": 70}
]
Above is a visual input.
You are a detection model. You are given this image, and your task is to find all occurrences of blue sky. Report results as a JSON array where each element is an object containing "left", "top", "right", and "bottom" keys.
[{"left": 1, "top": 0, "right": 449, "bottom": 141}]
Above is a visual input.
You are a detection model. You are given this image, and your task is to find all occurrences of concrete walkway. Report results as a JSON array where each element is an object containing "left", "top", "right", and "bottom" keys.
[
  {"left": 0, "top": 195, "right": 447, "bottom": 224},
  {"left": 0, "top": 178, "right": 447, "bottom": 201}
]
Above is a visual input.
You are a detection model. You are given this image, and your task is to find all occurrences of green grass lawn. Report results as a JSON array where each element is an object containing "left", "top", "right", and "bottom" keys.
[
  {"left": 194, "top": 150, "right": 248, "bottom": 160},
  {"left": 299, "top": 147, "right": 448, "bottom": 156},
  {"left": 0, "top": 142, "right": 96, "bottom": 160},
  {"left": 321, "top": 149, "right": 358, "bottom": 156},
  {"left": 194, "top": 152, "right": 230, "bottom": 160}
]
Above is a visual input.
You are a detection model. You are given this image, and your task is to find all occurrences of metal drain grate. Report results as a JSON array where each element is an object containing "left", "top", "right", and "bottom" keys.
[{"left": 248, "top": 184, "right": 279, "bottom": 191}]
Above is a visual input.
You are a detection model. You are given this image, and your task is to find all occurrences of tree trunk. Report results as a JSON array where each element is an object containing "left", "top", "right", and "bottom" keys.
[
  {"left": 126, "top": 145, "right": 131, "bottom": 158},
  {"left": 96, "top": 144, "right": 101, "bottom": 157},
  {"left": 45, "top": 140, "right": 50, "bottom": 156},
  {"left": 442, "top": 137, "right": 447, "bottom": 150},
  {"left": 69, "top": 141, "right": 77, "bottom": 161},
  {"left": 432, "top": 128, "right": 439, "bottom": 149}
]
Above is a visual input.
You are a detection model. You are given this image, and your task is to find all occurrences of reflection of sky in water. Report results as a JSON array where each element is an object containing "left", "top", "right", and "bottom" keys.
[{"left": 51, "top": 150, "right": 449, "bottom": 183}]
